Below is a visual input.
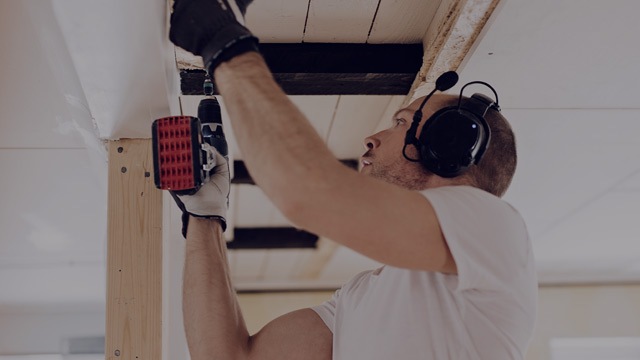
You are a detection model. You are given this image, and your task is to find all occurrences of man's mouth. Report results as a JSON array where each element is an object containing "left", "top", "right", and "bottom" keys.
[{"left": 361, "top": 159, "right": 372, "bottom": 166}]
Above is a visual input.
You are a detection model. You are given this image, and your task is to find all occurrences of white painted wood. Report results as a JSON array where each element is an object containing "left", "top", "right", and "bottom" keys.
[
  {"left": 454, "top": 0, "right": 640, "bottom": 109},
  {"left": 327, "top": 95, "right": 395, "bottom": 159},
  {"left": 411, "top": 0, "right": 501, "bottom": 101},
  {"left": 245, "top": 0, "right": 308, "bottom": 43},
  {"left": 232, "top": 250, "right": 269, "bottom": 280},
  {"left": 304, "top": 0, "right": 379, "bottom": 43},
  {"left": 368, "top": 0, "right": 442, "bottom": 43}
]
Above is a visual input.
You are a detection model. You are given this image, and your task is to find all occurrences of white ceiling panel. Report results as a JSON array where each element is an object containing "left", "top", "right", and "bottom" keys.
[
  {"left": 502, "top": 109, "right": 640, "bottom": 242},
  {"left": 304, "top": 0, "right": 379, "bottom": 43},
  {"left": 455, "top": 0, "right": 640, "bottom": 109},
  {"left": 535, "top": 191, "right": 640, "bottom": 284},
  {"left": 245, "top": 0, "right": 308, "bottom": 42},
  {"left": 617, "top": 170, "right": 640, "bottom": 191},
  {"left": 368, "top": 0, "right": 442, "bottom": 43},
  {"left": 327, "top": 95, "right": 395, "bottom": 158},
  {"left": 0, "top": 149, "right": 106, "bottom": 266}
]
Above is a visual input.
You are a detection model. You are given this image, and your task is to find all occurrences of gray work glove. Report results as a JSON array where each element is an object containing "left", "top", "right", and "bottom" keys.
[{"left": 171, "top": 150, "right": 230, "bottom": 237}]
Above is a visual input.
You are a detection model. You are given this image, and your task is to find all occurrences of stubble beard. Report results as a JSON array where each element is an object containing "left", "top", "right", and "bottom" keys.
[{"left": 367, "top": 161, "right": 431, "bottom": 191}]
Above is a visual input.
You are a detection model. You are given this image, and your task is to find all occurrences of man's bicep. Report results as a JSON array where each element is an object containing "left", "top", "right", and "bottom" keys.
[
  {"left": 286, "top": 169, "right": 456, "bottom": 273},
  {"left": 248, "top": 308, "right": 332, "bottom": 360}
]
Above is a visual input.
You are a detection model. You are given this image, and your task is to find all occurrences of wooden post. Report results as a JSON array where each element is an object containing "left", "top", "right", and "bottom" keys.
[{"left": 106, "top": 139, "right": 162, "bottom": 360}]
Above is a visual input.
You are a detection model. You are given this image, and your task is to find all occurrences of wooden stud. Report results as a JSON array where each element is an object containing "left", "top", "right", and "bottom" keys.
[{"left": 106, "top": 139, "right": 162, "bottom": 360}]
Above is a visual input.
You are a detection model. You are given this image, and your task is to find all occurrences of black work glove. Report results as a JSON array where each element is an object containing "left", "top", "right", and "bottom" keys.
[{"left": 169, "top": 0, "right": 260, "bottom": 74}]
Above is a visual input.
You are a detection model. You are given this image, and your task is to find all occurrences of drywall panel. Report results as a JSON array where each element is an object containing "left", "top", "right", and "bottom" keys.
[
  {"left": 534, "top": 191, "right": 640, "bottom": 284},
  {"left": 304, "top": 0, "right": 379, "bottom": 43},
  {"left": 52, "top": 0, "right": 179, "bottom": 139},
  {"left": 327, "top": 95, "right": 395, "bottom": 159},
  {"left": 233, "top": 184, "right": 290, "bottom": 227},
  {"left": 502, "top": 109, "right": 640, "bottom": 241},
  {"left": 245, "top": 0, "right": 308, "bottom": 42},
  {"left": 454, "top": 0, "right": 640, "bottom": 109},
  {"left": 368, "top": 0, "right": 442, "bottom": 43},
  {"left": 0, "top": 149, "right": 106, "bottom": 267},
  {"left": 0, "top": 2, "right": 97, "bottom": 149}
]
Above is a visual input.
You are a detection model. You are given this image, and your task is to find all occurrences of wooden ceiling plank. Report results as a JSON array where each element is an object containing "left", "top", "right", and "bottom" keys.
[
  {"left": 408, "top": 0, "right": 503, "bottom": 102},
  {"left": 244, "top": 0, "right": 308, "bottom": 43},
  {"left": 304, "top": 0, "right": 380, "bottom": 43},
  {"left": 368, "top": 0, "right": 443, "bottom": 44}
]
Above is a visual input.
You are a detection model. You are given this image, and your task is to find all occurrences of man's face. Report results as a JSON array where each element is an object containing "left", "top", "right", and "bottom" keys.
[{"left": 360, "top": 95, "right": 457, "bottom": 190}]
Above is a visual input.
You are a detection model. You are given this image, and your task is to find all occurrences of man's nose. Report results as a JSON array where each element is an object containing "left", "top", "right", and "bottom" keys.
[{"left": 363, "top": 133, "right": 381, "bottom": 150}]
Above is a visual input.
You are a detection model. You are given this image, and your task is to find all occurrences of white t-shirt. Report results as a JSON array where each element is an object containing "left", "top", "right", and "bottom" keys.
[{"left": 311, "top": 186, "right": 537, "bottom": 360}]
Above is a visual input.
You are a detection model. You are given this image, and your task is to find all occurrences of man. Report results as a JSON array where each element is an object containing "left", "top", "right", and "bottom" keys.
[{"left": 169, "top": 1, "right": 538, "bottom": 359}]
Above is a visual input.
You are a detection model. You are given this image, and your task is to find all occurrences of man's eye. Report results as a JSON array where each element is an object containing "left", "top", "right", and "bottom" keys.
[{"left": 395, "top": 119, "right": 406, "bottom": 126}]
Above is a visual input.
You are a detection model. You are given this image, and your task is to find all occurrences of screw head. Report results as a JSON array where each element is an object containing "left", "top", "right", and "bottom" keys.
[
  {"left": 115, "top": 349, "right": 121, "bottom": 356},
  {"left": 117, "top": 147, "right": 123, "bottom": 153},
  {"left": 121, "top": 167, "right": 127, "bottom": 173}
]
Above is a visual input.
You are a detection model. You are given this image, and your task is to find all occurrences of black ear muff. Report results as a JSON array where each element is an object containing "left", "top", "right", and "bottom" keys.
[
  {"left": 417, "top": 101, "right": 490, "bottom": 177},
  {"left": 403, "top": 73, "right": 500, "bottom": 178}
]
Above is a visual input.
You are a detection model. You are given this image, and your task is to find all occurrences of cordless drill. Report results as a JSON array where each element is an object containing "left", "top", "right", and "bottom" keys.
[{"left": 151, "top": 80, "right": 228, "bottom": 195}]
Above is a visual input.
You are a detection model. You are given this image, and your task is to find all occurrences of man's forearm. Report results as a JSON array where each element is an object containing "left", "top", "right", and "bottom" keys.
[
  {"left": 214, "top": 53, "right": 347, "bottom": 215},
  {"left": 183, "top": 217, "right": 249, "bottom": 360}
]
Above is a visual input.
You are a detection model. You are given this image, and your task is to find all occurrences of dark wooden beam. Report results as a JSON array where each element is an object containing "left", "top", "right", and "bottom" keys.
[
  {"left": 181, "top": 43, "right": 423, "bottom": 95},
  {"left": 232, "top": 159, "right": 359, "bottom": 185},
  {"left": 227, "top": 227, "right": 318, "bottom": 249}
]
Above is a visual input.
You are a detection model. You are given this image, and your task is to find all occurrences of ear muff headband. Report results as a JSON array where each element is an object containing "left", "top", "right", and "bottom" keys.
[{"left": 402, "top": 73, "right": 501, "bottom": 178}]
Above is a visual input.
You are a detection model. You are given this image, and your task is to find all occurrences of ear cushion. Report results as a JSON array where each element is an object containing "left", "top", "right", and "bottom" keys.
[{"left": 417, "top": 107, "right": 488, "bottom": 178}]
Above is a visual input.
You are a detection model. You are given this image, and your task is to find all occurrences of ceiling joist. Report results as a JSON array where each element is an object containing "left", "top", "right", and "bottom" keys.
[{"left": 178, "top": 43, "right": 423, "bottom": 95}]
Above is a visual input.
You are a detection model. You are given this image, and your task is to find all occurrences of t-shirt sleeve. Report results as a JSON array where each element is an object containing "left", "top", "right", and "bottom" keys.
[
  {"left": 311, "top": 288, "right": 340, "bottom": 333},
  {"left": 421, "top": 186, "right": 534, "bottom": 293}
]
